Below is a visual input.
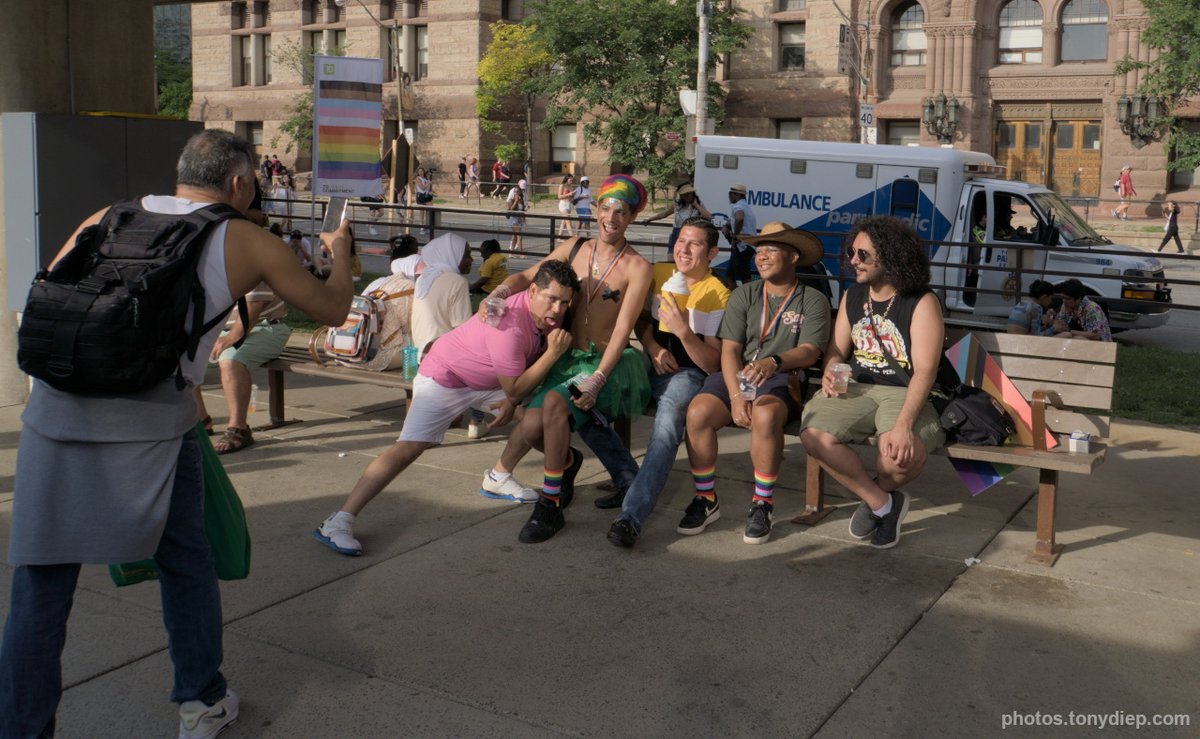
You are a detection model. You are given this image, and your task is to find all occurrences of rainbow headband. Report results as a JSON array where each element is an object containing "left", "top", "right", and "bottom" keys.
[{"left": 597, "top": 174, "right": 647, "bottom": 214}]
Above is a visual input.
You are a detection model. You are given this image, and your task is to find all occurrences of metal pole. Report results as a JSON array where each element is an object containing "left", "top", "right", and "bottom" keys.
[{"left": 695, "top": 0, "right": 711, "bottom": 139}]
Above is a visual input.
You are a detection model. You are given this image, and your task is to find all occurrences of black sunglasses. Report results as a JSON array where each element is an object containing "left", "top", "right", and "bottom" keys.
[{"left": 845, "top": 246, "right": 875, "bottom": 264}]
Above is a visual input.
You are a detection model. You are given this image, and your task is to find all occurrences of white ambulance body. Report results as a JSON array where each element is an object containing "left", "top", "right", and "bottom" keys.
[{"left": 694, "top": 136, "right": 1171, "bottom": 331}]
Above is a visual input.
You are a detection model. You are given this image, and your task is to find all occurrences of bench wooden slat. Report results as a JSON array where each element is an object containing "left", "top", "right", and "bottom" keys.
[
  {"left": 989, "top": 355, "right": 1115, "bottom": 390},
  {"left": 971, "top": 332, "right": 1118, "bottom": 364},
  {"left": 943, "top": 441, "right": 1106, "bottom": 474},
  {"left": 1011, "top": 379, "right": 1112, "bottom": 411}
]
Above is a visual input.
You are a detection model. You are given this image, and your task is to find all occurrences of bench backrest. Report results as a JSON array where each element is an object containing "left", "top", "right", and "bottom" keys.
[{"left": 948, "top": 330, "right": 1116, "bottom": 439}]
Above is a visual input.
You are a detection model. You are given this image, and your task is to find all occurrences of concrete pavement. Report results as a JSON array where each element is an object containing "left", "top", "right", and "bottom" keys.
[{"left": 0, "top": 373, "right": 1197, "bottom": 737}]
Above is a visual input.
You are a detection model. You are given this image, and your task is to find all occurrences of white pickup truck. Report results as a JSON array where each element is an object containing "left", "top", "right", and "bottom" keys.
[{"left": 694, "top": 136, "right": 1171, "bottom": 331}]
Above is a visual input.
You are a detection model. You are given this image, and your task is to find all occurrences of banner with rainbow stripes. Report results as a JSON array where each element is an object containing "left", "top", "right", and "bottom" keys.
[{"left": 312, "top": 55, "right": 384, "bottom": 199}]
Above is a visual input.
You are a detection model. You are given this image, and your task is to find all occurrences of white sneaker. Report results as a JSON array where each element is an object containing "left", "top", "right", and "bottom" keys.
[
  {"left": 313, "top": 513, "right": 363, "bottom": 556},
  {"left": 480, "top": 472, "right": 538, "bottom": 502},
  {"left": 467, "top": 420, "right": 487, "bottom": 439},
  {"left": 179, "top": 688, "right": 239, "bottom": 739}
]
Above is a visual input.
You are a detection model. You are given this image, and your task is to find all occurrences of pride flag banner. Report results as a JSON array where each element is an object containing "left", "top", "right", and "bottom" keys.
[
  {"left": 943, "top": 333, "right": 1054, "bottom": 496},
  {"left": 312, "top": 55, "right": 384, "bottom": 199}
]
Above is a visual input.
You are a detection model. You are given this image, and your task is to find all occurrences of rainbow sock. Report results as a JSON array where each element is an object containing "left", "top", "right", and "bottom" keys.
[
  {"left": 691, "top": 465, "right": 716, "bottom": 501},
  {"left": 753, "top": 470, "right": 778, "bottom": 504},
  {"left": 541, "top": 467, "right": 564, "bottom": 505}
]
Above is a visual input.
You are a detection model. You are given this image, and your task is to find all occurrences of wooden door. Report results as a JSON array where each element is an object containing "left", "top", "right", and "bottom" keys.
[
  {"left": 995, "top": 121, "right": 1046, "bottom": 186},
  {"left": 1049, "top": 120, "right": 1102, "bottom": 198}
]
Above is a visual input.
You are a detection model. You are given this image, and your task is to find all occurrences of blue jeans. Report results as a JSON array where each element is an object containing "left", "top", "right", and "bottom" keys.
[
  {"left": 581, "top": 368, "right": 706, "bottom": 534},
  {"left": 0, "top": 431, "right": 226, "bottom": 738}
]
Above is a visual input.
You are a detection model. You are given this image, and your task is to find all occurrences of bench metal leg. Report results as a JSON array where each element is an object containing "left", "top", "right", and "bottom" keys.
[
  {"left": 792, "top": 459, "right": 834, "bottom": 526},
  {"left": 254, "top": 367, "right": 300, "bottom": 431},
  {"left": 1028, "top": 468, "right": 1063, "bottom": 566}
]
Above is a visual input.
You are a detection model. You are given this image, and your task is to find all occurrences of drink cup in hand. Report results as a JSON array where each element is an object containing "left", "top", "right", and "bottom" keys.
[
  {"left": 736, "top": 369, "right": 756, "bottom": 401},
  {"left": 482, "top": 296, "right": 507, "bottom": 327},
  {"left": 830, "top": 363, "right": 852, "bottom": 395}
]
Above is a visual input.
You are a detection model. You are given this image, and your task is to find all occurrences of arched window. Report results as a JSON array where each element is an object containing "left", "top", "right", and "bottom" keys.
[
  {"left": 1061, "top": 0, "right": 1108, "bottom": 62},
  {"left": 890, "top": 2, "right": 927, "bottom": 67},
  {"left": 998, "top": 0, "right": 1043, "bottom": 64}
]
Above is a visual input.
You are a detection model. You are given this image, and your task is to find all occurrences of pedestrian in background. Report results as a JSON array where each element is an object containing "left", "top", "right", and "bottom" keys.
[
  {"left": 1112, "top": 165, "right": 1135, "bottom": 221},
  {"left": 457, "top": 156, "right": 467, "bottom": 198},
  {"left": 1158, "top": 201, "right": 1184, "bottom": 254},
  {"left": 644, "top": 182, "right": 712, "bottom": 258},
  {"left": 557, "top": 174, "right": 576, "bottom": 239}
]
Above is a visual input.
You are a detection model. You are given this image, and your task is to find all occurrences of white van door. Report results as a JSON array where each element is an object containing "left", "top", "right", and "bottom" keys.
[
  {"left": 973, "top": 189, "right": 1051, "bottom": 317},
  {"left": 874, "top": 167, "right": 938, "bottom": 241}
]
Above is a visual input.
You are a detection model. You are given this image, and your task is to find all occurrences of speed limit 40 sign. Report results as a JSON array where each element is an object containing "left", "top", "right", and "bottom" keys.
[{"left": 859, "top": 104, "right": 875, "bottom": 128}]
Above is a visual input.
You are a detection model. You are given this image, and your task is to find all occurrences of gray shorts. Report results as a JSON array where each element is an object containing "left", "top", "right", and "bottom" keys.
[{"left": 801, "top": 382, "right": 945, "bottom": 451}]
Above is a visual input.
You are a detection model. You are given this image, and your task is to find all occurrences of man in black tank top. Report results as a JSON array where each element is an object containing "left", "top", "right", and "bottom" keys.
[{"left": 800, "top": 216, "right": 946, "bottom": 550}]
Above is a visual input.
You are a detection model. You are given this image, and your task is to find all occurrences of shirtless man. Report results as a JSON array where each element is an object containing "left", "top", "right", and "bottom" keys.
[{"left": 486, "top": 174, "right": 655, "bottom": 544}]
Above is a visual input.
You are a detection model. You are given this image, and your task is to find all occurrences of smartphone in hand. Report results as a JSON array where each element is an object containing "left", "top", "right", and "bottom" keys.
[{"left": 321, "top": 197, "right": 348, "bottom": 233}]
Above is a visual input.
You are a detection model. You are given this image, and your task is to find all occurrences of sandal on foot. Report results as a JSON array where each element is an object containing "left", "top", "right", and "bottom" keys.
[
  {"left": 214, "top": 426, "right": 255, "bottom": 455},
  {"left": 201, "top": 416, "right": 215, "bottom": 436}
]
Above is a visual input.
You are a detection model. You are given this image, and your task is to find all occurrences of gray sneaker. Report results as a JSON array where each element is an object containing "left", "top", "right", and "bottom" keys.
[
  {"left": 848, "top": 502, "right": 877, "bottom": 539},
  {"left": 179, "top": 688, "right": 239, "bottom": 739},
  {"left": 869, "top": 491, "right": 911, "bottom": 549}
]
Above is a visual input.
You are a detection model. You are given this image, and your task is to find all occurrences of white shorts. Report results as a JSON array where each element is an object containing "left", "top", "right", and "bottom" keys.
[{"left": 397, "top": 374, "right": 507, "bottom": 443}]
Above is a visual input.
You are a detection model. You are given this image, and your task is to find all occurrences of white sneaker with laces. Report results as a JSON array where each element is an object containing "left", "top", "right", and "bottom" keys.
[
  {"left": 313, "top": 513, "right": 363, "bottom": 556},
  {"left": 479, "top": 471, "right": 538, "bottom": 502},
  {"left": 178, "top": 688, "right": 239, "bottom": 739}
]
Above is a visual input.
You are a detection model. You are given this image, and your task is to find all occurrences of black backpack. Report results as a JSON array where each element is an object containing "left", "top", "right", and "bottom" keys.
[
  {"left": 934, "top": 384, "right": 1018, "bottom": 446},
  {"left": 18, "top": 200, "right": 248, "bottom": 395}
]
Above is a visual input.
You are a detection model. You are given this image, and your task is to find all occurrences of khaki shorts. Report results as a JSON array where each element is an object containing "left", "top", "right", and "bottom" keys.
[
  {"left": 801, "top": 382, "right": 945, "bottom": 452},
  {"left": 212, "top": 320, "right": 292, "bottom": 369}
]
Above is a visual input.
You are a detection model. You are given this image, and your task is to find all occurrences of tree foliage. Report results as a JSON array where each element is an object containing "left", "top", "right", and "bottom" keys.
[
  {"left": 155, "top": 50, "right": 192, "bottom": 120},
  {"left": 271, "top": 40, "right": 346, "bottom": 155},
  {"left": 1115, "top": 0, "right": 1200, "bottom": 170},
  {"left": 476, "top": 23, "right": 553, "bottom": 167},
  {"left": 526, "top": 0, "right": 751, "bottom": 192}
]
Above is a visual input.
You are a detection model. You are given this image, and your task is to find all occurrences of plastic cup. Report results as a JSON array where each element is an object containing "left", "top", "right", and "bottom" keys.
[
  {"left": 736, "top": 369, "right": 756, "bottom": 401},
  {"left": 658, "top": 291, "right": 689, "bottom": 333},
  {"left": 482, "top": 296, "right": 507, "bottom": 327},
  {"left": 830, "top": 363, "right": 852, "bottom": 394}
]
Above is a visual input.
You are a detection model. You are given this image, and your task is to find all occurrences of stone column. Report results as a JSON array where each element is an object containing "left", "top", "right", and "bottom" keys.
[{"left": 1042, "top": 23, "right": 1060, "bottom": 67}]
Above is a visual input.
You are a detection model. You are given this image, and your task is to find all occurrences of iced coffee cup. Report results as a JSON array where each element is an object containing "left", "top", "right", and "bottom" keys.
[
  {"left": 830, "top": 362, "right": 852, "bottom": 394},
  {"left": 658, "top": 271, "right": 690, "bottom": 333}
]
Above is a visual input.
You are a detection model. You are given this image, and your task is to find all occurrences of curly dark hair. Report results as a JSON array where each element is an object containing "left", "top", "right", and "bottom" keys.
[
  {"left": 846, "top": 216, "right": 930, "bottom": 296},
  {"left": 532, "top": 258, "right": 581, "bottom": 293}
]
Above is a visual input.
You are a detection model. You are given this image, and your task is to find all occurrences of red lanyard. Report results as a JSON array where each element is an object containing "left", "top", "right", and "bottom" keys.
[{"left": 755, "top": 282, "right": 797, "bottom": 357}]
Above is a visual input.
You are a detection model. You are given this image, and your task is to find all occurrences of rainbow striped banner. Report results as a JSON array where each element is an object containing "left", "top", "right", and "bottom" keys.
[{"left": 312, "top": 56, "right": 384, "bottom": 198}]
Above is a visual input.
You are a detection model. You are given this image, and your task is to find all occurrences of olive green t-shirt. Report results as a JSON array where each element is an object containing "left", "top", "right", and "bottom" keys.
[{"left": 717, "top": 279, "right": 831, "bottom": 363}]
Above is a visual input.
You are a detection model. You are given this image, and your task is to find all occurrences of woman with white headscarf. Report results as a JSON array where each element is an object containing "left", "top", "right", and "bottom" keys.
[{"left": 411, "top": 232, "right": 473, "bottom": 357}]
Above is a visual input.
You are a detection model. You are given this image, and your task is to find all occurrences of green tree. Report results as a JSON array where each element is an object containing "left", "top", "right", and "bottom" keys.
[
  {"left": 271, "top": 40, "right": 346, "bottom": 156},
  {"left": 154, "top": 50, "right": 192, "bottom": 120},
  {"left": 1115, "top": 0, "right": 1200, "bottom": 168},
  {"left": 476, "top": 22, "right": 553, "bottom": 174},
  {"left": 526, "top": 0, "right": 751, "bottom": 192}
]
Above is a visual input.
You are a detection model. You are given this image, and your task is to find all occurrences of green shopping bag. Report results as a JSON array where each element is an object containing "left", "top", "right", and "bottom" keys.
[{"left": 109, "top": 422, "right": 252, "bottom": 585}]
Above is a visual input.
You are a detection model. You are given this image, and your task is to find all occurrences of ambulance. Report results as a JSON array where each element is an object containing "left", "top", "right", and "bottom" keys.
[{"left": 694, "top": 136, "right": 1172, "bottom": 331}]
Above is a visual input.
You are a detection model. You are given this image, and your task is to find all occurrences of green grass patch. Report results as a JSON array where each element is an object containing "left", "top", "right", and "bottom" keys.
[{"left": 1113, "top": 343, "right": 1200, "bottom": 427}]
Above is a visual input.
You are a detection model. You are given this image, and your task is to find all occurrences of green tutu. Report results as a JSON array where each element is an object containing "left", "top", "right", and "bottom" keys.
[{"left": 529, "top": 343, "right": 652, "bottom": 428}]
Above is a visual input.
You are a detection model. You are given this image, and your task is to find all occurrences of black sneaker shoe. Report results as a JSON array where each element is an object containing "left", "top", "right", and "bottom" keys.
[
  {"left": 676, "top": 495, "right": 720, "bottom": 535},
  {"left": 518, "top": 499, "right": 565, "bottom": 544},
  {"left": 743, "top": 501, "right": 774, "bottom": 545},
  {"left": 869, "top": 491, "right": 910, "bottom": 549},
  {"left": 848, "top": 502, "right": 877, "bottom": 540},
  {"left": 607, "top": 519, "right": 638, "bottom": 548},
  {"left": 560, "top": 446, "right": 583, "bottom": 509},
  {"left": 594, "top": 485, "right": 627, "bottom": 510}
]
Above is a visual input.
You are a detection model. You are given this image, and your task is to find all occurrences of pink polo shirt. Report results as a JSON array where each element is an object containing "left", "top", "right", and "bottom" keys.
[{"left": 420, "top": 290, "right": 549, "bottom": 390}]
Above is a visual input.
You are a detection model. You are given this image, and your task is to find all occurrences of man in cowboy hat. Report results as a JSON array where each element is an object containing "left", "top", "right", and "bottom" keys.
[{"left": 678, "top": 221, "right": 830, "bottom": 545}]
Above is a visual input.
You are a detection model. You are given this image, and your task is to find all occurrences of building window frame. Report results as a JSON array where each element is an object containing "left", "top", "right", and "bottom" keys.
[
  {"left": 998, "top": 0, "right": 1043, "bottom": 65},
  {"left": 551, "top": 123, "right": 577, "bottom": 173},
  {"left": 1060, "top": 0, "right": 1108, "bottom": 62},
  {"left": 778, "top": 22, "right": 805, "bottom": 71},
  {"left": 776, "top": 119, "right": 803, "bottom": 140},
  {"left": 890, "top": 2, "right": 927, "bottom": 67}
]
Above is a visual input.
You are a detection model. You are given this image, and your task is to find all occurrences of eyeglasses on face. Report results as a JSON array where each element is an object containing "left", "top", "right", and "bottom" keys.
[
  {"left": 845, "top": 246, "right": 875, "bottom": 264},
  {"left": 754, "top": 245, "right": 785, "bottom": 256}
]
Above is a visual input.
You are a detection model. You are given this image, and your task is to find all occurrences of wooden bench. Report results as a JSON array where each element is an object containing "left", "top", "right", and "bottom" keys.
[
  {"left": 259, "top": 345, "right": 413, "bottom": 430},
  {"left": 793, "top": 332, "right": 1115, "bottom": 566}
]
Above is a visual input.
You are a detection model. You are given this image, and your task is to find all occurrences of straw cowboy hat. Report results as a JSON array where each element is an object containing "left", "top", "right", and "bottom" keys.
[{"left": 741, "top": 221, "right": 825, "bottom": 267}]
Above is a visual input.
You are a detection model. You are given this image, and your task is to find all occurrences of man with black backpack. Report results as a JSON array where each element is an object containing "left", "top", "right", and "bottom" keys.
[
  {"left": 1, "top": 130, "right": 355, "bottom": 738},
  {"left": 799, "top": 216, "right": 946, "bottom": 550}
]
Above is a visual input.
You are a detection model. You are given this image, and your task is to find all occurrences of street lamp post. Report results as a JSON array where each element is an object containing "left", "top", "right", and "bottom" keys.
[
  {"left": 695, "top": 0, "right": 711, "bottom": 141},
  {"left": 922, "top": 92, "right": 959, "bottom": 145},
  {"left": 1117, "top": 94, "right": 1162, "bottom": 149}
]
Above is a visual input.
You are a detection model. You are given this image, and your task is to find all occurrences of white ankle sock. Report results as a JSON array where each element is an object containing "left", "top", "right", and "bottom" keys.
[
  {"left": 488, "top": 469, "right": 512, "bottom": 483},
  {"left": 331, "top": 511, "right": 355, "bottom": 524},
  {"left": 871, "top": 498, "right": 893, "bottom": 517}
]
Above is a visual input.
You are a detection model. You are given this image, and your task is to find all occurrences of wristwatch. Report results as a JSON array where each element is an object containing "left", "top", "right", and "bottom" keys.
[{"left": 768, "top": 354, "right": 783, "bottom": 371}]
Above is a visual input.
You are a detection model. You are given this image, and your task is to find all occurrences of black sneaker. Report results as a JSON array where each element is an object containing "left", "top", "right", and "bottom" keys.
[
  {"left": 518, "top": 499, "right": 565, "bottom": 544},
  {"left": 848, "top": 503, "right": 877, "bottom": 540},
  {"left": 743, "top": 501, "right": 774, "bottom": 545},
  {"left": 594, "top": 485, "right": 627, "bottom": 510},
  {"left": 607, "top": 519, "right": 638, "bottom": 548},
  {"left": 560, "top": 446, "right": 583, "bottom": 509},
  {"left": 676, "top": 495, "right": 720, "bottom": 536},
  {"left": 869, "top": 491, "right": 910, "bottom": 549}
]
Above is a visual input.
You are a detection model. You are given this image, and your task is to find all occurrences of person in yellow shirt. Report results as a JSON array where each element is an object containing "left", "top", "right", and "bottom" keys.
[{"left": 471, "top": 239, "right": 508, "bottom": 294}]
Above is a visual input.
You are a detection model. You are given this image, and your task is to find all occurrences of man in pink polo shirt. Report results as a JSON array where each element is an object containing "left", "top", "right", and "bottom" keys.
[{"left": 313, "top": 260, "right": 579, "bottom": 556}]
